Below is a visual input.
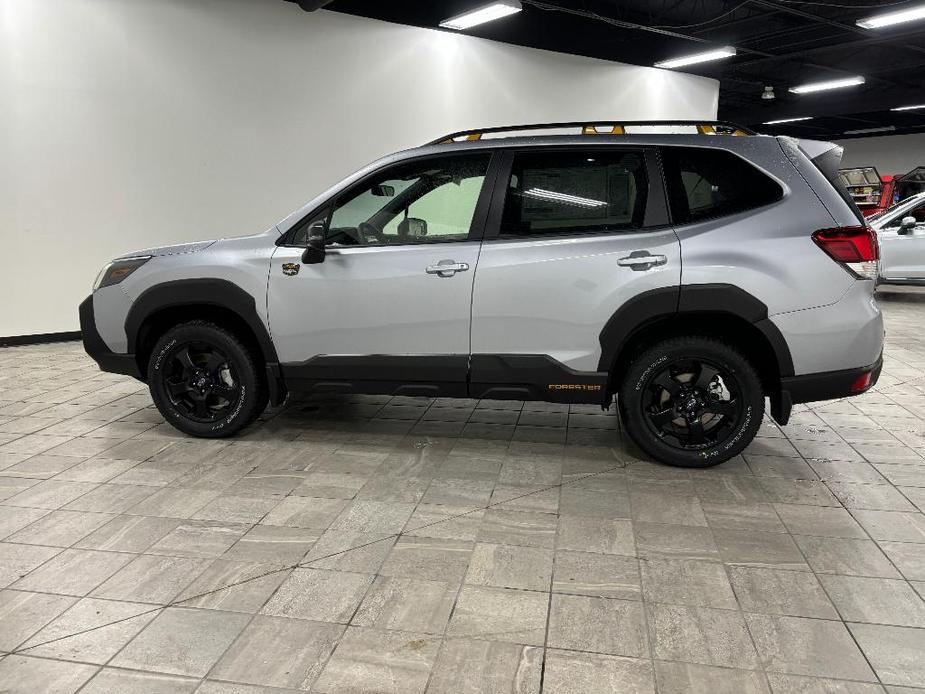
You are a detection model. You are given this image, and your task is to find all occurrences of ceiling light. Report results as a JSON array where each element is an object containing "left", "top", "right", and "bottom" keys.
[
  {"left": 892, "top": 104, "right": 925, "bottom": 111},
  {"left": 654, "top": 46, "right": 737, "bottom": 70},
  {"left": 789, "top": 76, "right": 865, "bottom": 94},
  {"left": 857, "top": 3, "right": 925, "bottom": 29},
  {"left": 843, "top": 125, "right": 896, "bottom": 135},
  {"left": 763, "top": 116, "right": 813, "bottom": 125},
  {"left": 524, "top": 188, "right": 606, "bottom": 208},
  {"left": 440, "top": 0, "right": 522, "bottom": 30}
]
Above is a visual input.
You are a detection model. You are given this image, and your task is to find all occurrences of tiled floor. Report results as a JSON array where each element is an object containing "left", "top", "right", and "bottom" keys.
[{"left": 1, "top": 288, "right": 924, "bottom": 693}]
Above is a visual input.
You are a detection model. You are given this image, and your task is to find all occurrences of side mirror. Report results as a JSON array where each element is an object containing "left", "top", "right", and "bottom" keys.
[
  {"left": 301, "top": 222, "right": 326, "bottom": 264},
  {"left": 371, "top": 184, "right": 395, "bottom": 197},
  {"left": 899, "top": 216, "right": 917, "bottom": 234}
]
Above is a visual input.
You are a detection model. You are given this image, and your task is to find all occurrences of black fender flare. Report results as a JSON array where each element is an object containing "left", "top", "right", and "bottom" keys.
[
  {"left": 597, "top": 283, "right": 795, "bottom": 420},
  {"left": 125, "top": 278, "right": 285, "bottom": 404}
]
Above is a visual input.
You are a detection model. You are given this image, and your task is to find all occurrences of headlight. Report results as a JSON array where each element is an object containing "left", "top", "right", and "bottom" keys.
[{"left": 93, "top": 256, "right": 152, "bottom": 291}]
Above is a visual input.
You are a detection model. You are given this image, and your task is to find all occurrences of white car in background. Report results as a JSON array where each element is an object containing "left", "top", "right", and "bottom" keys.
[{"left": 869, "top": 191, "right": 925, "bottom": 285}]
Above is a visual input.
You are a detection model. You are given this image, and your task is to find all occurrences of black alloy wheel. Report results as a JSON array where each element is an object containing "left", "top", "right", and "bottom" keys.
[
  {"left": 641, "top": 357, "right": 743, "bottom": 451},
  {"left": 148, "top": 320, "right": 267, "bottom": 438},
  {"left": 162, "top": 341, "right": 240, "bottom": 423},
  {"left": 618, "top": 337, "right": 764, "bottom": 468}
]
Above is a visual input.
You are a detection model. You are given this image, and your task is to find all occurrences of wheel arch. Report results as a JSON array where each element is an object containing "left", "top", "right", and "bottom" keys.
[
  {"left": 599, "top": 284, "right": 794, "bottom": 422},
  {"left": 125, "top": 279, "right": 284, "bottom": 403}
]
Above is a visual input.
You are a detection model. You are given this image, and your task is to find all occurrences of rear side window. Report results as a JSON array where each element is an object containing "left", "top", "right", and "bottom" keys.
[
  {"left": 662, "top": 147, "right": 783, "bottom": 224},
  {"left": 500, "top": 150, "right": 648, "bottom": 236}
]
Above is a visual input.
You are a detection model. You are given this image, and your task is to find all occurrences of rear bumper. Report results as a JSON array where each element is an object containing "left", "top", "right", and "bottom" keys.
[
  {"left": 780, "top": 354, "right": 882, "bottom": 409},
  {"left": 79, "top": 296, "right": 143, "bottom": 380}
]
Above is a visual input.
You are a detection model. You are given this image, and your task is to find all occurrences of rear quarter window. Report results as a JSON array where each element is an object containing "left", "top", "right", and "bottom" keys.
[{"left": 661, "top": 147, "right": 783, "bottom": 224}]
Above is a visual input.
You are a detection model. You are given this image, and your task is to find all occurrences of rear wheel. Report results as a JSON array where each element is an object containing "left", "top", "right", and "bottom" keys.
[
  {"left": 618, "top": 337, "right": 763, "bottom": 468},
  {"left": 147, "top": 321, "right": 267, "bottom": 438}
]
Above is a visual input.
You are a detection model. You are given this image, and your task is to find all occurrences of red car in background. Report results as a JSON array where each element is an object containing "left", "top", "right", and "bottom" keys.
[{"left": 839, "top": 166, "right": 925, "bottom": 217}]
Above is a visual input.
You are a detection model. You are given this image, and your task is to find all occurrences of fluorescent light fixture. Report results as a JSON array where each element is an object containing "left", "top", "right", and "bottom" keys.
[
  {"left": 789, "top": 76, "right": 865, "bottom": 94},
  {"left": 440, "top": 0, "right": 521, "bottom": 30},
  {"left": 857, "top": 3, "right": 925, "bottom": 29},
  {"left": 892, "top": 104, "right": 925, "bottom": 111},
  {"left": 763, "top": 116, "right": 813, "bottom": 125},
  {"left": 524, "top": 188, "right": 606, "bottom": 208},
  {"left": 654, "top": 46, "right": 736, "bottom": 69},
  {"left": 843, "top": 125, "right": 896, "bottom": 135}
]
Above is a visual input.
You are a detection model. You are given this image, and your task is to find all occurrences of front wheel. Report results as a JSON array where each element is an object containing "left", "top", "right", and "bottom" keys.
[
  {"left": 618, "top": 337, "right": 764, "bottom": 468},
  {"left": 148, "top": 321, "right": 267, "bottom": 438}
]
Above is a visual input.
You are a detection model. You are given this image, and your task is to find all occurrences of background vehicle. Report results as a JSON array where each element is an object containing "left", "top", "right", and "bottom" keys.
[
  {"left": 869, "top": 190, "right": 925, "bottom": 285},
  {"left": 839, "top": 166, "right": 925, "bottom": 217},
  {"left": 80, "top": 121, "right": 883, "bottom": 468}
]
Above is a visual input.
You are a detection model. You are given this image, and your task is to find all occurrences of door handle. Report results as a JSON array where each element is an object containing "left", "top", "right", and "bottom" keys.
[
  {"left": 426, "top": 260, "right": 470, "bottom": 277},
  {"left": 617, "top": 251, "right": 668, "bottom": 271}
]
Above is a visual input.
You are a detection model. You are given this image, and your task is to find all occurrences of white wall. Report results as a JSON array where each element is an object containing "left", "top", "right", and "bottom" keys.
[
  {"left": 834, "top": 132, "right": 925, "bottom": 174},
  {"left": 0, "top": 0, "right": 718, "bottom": 337}
]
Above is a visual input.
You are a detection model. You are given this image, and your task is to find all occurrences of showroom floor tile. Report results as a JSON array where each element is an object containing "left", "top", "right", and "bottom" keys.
[{"left": 0, "top": 287, "right": 924, "bottom": 692}]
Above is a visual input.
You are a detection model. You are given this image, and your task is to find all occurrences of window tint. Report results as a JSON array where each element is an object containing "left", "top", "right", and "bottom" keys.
[
  {"left": 324, "top": 154, "right": 490, "bottom": 246},
  {"left": 662, "top": 147, "right": 783, "bottom": 224},
  {"left": 500, "top": 150, "right": 648, "bottom": 236}
]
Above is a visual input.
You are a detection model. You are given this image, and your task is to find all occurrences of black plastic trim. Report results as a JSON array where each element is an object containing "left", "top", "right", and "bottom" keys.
[
  {"left": 597, "top": 286, "right": 680, "bottom": 373},
  {"left": 281, "top": 353, "right": 608, "bottom": 404},
  {"left": 79, "top": 296, "right": 143, "bottom": 379},
  {"left": 1, "top": 331, "right": 81, "bottom": 347},
  {"left": 281, "top": 355, "right": 468, "bottom": 398},
  {"left": 596, "top": 283, "right": 797, "bottom": 419},
  {"left": 782, "top": 355, "right": 883, "bottom": 405},
  {"left": 123, "top": 279, "right": 285, "bottom": 405},
  {"left": 469, "top": 354, "right": 608, "bottom": 404}
]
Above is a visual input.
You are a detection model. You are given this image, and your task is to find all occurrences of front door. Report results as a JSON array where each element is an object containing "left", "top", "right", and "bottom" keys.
[
  {"left": 469, "top": 147, "right": 681, "bottom": 401},
  {"left": 879, "top": 197, "right": 925, "bottom": 280},
  {"left": 269, "top": 151, "right": 495, "bottom": 396}
]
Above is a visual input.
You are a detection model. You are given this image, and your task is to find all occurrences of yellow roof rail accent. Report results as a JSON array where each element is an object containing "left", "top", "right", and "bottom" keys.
[
  {"left": 427, "top": 120, "right": 755, "bottom": 145},
  {"left": 582, "top": 125, "right": 626, "bottom": 135}
]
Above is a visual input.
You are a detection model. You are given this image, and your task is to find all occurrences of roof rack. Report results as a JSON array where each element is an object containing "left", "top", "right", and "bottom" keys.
[{"left": 428, "top": 120, "right": 755, "bottom": 145}]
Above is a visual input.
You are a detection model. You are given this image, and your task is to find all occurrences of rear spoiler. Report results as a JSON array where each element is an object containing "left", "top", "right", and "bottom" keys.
[{"left": 788, "top": 138, "right": 865, "bottom": 223}]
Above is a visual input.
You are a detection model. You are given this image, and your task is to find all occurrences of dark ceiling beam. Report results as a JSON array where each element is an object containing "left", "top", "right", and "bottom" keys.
[
  {"left": 748, "top": 0, "right": 925, "bottom": 58},
  {"left": 733, "top": 27, "right": 925, "bottom": 70}
]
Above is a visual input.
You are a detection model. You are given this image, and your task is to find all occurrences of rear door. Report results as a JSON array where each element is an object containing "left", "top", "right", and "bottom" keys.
[{"left": 469, "top": 146, "right": 681, "bottom": 401}]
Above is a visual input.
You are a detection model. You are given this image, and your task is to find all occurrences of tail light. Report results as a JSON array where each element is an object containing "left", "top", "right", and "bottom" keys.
[
  {"left": 811, "top": 225, "right": 879, "bottom": 280},
  {"left": 850, "top": 371, "right": 874, "bottom": 393}
]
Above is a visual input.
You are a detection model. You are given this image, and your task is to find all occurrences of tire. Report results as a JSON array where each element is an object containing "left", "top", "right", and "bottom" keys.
[
  {"left": 147, "top": 320, "right": 267, "bottom": 438},
  {"left": 618, "top": 336, "right": 764, "bottom": 468}
]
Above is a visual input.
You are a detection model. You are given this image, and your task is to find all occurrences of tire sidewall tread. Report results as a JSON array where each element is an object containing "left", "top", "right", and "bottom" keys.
[
  {"left": 618, "top": 336, "right": 764, "bottom": 468},
  {"left": 147, "top": 320, "right": 266, "bottom": 438}
]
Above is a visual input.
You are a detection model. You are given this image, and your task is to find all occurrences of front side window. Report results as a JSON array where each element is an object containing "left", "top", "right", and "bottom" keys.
[
  {"left": 500, "top": 150, "right": 648, "bottom": 236},
  {"left": 887, "top": 199, "right": 925, "bottom": 227},
  {"left": 662, "top": 147, "right": 783, "bottom": 224},
  {"left": 322, "top": 154, "right": 491, "bottom": 246}
]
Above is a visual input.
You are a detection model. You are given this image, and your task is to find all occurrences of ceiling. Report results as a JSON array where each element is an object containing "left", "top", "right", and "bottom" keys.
[{"left": 288, "top": 0, "right": 925, "bottom": 140}]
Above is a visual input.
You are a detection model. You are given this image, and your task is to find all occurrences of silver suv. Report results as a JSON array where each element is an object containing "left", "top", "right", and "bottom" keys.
[{"left": 79, "top": 121, "right": 884, "bottom": 468}]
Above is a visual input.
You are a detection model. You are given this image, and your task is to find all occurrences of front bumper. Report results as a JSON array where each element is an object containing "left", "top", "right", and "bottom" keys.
[{"left": 79, "top": 295, "right": 143, "bottom": 380}]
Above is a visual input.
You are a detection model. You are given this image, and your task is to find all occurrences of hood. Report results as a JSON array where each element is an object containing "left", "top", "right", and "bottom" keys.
[{"left": 115, "top": 240, "right": 216, "bottom": 260}]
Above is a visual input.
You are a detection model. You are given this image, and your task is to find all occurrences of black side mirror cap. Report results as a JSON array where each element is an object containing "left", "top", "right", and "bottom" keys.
[
  {"left": 301, "top": 222, "right": 326, "bottom": 264},
  {"left": 899, "top": 216, "right": 917, "bottom": 234}
]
